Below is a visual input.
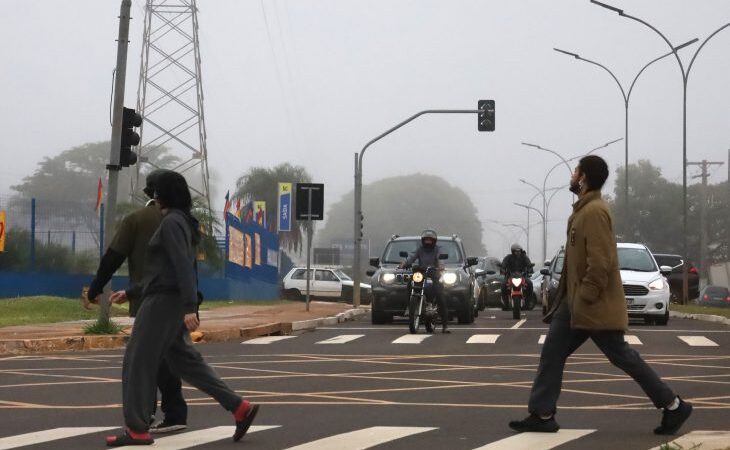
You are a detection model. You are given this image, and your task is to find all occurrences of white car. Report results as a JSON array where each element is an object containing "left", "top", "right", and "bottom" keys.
[
  {"left": 617, "top": 243, "right": 673, "bottom": 325},
  {"left": 282, "top": 267, "right": 372, "bottom": 304}
]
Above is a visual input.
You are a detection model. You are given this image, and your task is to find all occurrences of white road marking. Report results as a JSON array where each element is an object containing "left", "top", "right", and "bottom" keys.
[
  {"left": 678, "top": 336, "right": 719, "bottom": 347},
  {"left": 467, "top": 334, "right": 501, "bottom": 344},
  {"left": 315, "top": 334, "right": 365, "bottom": 344},
  {"left": 392, "top": 334, "right": 432, "bottom": 344},
  {"left": 472, "top": 429, "right": 595, "bottom": 450},
  {"left": 650, "top": 430, "right": 730, "bottom": 450},
  {"left": 624, "top": 335, "right": 642, "bottom": 345},
  {"left": 0, "top": 427, "right": 116, "bottom": 449},
  {"left": 242, "top": 336, "right": 297, "bottom": 345},
  {"left": 538, "top": 334, "right": 546, "bottom": 344},
  {"left": 284, "top": 426, "right": 436, "bottom": 450},
  {"left": 116, "top": 426, "right": 279, "bottom": 449},
  {"left": 511, "top": 319, "right": 527, "bottom": 329}
]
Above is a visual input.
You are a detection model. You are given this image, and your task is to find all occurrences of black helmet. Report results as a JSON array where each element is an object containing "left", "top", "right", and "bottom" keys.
[
  {"left": 510, "top": 243, "right": 523, "bottom": 253},
  {"left": 421, "top": 229, "right": 438, "bottom": 247},
  {"left": 143, "top": 169, "right": 173, "bottom": 199}
]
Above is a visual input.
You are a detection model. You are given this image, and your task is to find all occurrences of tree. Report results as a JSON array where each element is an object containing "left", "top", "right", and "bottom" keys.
[
  {"left": 317, "top": 174, "right": 486, "bottom": 272},
  {"left": 234, "top": 163, "right": 312, "bottom": 253}
]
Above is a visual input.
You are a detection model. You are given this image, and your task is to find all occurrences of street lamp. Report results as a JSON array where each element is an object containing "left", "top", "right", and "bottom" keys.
[
  {"left": 521, "top": 142, "right": 572, "bottom": 176},
  {"left": 590, "top": 0, "right": 730, "bottom": 303},
  {"left": 554, "top": 40, "right": 697, "bottom": 233},
  {"left": 514, "top": 202, "right": 545, "bottom": 263},
  {"left": 520, "top": 178, "right": 547, "bottom": 264}
]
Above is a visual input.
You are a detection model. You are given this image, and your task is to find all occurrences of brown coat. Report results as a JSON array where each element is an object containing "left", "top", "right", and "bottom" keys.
[{"left": 555, "top": 190, "right": 628, "bottom": 331}]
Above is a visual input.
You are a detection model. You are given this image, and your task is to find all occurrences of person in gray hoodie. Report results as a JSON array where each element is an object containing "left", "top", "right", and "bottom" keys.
[{"left": 106, "top": 171, "right": 259, "bottom": 447}]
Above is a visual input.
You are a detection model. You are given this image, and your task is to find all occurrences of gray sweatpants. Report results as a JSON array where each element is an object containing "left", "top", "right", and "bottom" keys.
[
  {"left": 122, "top": 293, "right": 242, "bottom": 432},
  {"left": 528, "top": 302, "right": 675, "bottom": 416}
]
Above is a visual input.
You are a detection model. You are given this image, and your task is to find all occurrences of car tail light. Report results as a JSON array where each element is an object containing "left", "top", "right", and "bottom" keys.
[
  {"left": 726, "top": 296, "right": 730, "bottom": 303},
  {"left": 703, "top": 294, "right": 709, "bottom": 301},
  {"left": 689, "top": 266, "right": 698, "bottom": 274}
]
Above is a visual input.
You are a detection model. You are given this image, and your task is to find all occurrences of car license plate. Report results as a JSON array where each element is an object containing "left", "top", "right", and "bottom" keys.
[{"left": 626, "top": 298, "right": 634, "bottom": 305}]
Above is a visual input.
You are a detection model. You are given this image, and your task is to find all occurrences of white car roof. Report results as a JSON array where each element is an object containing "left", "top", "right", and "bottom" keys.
[{"left": 617, "top": 242, "right": 648, "bottom": 250}]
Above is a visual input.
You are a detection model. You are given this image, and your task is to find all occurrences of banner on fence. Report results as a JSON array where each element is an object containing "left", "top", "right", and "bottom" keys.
[{"left": 0, "top": 210, "right": 6, "bottom": 252}]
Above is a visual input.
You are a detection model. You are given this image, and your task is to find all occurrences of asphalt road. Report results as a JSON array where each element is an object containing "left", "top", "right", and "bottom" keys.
[{"left": 1, "top": 309, "right": 729, "bottom": 450}]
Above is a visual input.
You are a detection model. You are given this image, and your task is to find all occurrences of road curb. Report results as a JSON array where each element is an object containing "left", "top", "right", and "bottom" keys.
[
  {"left": 670, "top": 310, "right": 730, "bottom": 326},
  {"left": 0, "top": 308, "right": 369, "bottom": 355}
]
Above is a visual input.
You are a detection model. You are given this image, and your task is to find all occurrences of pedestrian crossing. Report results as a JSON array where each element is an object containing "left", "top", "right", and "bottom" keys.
[
  {"left": 1, "top": 425, "right": 728, "bottom": 450},
  {"left": 240, "top": 333, "right": 722, "bottom": 347}
]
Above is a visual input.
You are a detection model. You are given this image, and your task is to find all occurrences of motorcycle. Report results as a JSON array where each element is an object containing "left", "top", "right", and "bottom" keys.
[
  {"left": 401, "top": 265, "right": 440, "bottom": 334},
  {"left": 507, "top": 271, "right": 529, "bottom": 320}
]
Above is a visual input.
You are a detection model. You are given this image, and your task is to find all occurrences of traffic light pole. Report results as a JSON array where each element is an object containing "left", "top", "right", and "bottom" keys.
[
  {"left": 99, "top": 0, "right": 132, "bottom": 323},
  {"left": 352, "top": 109, "right": 480, "bottom": 308}
]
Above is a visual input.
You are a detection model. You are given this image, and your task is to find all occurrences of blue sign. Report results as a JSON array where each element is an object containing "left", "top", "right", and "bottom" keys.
[{"left": 278, "top": 182, "right": 292, "bottom": 232}]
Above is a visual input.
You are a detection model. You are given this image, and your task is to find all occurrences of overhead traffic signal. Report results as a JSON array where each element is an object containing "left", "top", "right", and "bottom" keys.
[
  {"left": 359, "top": 212, "right": 364, "bottom": 238},
  {"left": 120, "top": 107, "right": 142, "bottom": 167},
  {"left": 477, "top": 100, "right": 495, "bottom": 132}
]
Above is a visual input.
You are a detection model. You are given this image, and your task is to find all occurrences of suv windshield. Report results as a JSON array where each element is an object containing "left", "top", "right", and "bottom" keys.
[
  {"left": 383, "top": 239, "right": 463, "bottom": 264},
  {"left": 618, "top": 248, "right": 657, "bottom": 272},
  {"left": 335, "top": 269, "right": 351, "bottom": 281}
]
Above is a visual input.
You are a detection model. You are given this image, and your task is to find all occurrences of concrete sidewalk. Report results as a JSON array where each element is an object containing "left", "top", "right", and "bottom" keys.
[{"left": 0, "top": 301, "right": 368, "bottom": 355}]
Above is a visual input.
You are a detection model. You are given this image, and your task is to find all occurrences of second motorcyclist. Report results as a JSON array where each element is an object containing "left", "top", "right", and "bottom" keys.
[
  {"left": 400, "top": 229, "right": 450, "bottom": 333},
  {"left": 500, "top": 243, "right": 534, "bottom": 308}
]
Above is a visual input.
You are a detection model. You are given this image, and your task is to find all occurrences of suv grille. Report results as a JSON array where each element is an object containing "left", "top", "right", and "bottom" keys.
[{"left": 624, "top": 284, "right": 649, "bottom": 296}]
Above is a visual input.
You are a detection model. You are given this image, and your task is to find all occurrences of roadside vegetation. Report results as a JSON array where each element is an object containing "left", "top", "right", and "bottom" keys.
[{"left": 672, "top": 303, "right": 730, "bottom": 319}]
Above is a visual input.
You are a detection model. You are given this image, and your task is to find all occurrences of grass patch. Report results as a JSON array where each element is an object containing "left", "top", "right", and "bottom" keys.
[
  {"left": 0, "top": 296, "right": 128, "bottom": 328},
  {"left": 198, "top": 299, "right": 296, "bottom": 310},
  {"left": 83, "top": 318, "right": 125, "bottom": 335},
  {"left": 672, "top": 303, "right": 730, "bottom": 319}
]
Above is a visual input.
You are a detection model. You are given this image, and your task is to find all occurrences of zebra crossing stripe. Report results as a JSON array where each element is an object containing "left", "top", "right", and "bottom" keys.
[
  {"left": 624, "top": 335, "right": 642, "bottom": 345},
  {"left": 115, "top": 425, "right": 280, "bottom": 449},
  {"left": 650, "top": 430, "right": 730, "bottom": 450},
  {"left": 538, "top": 334, "right": 546, "bottom": 344},
  {"left": 316, "top": 335, "right": 365, "bottom": 344},
  {"left": 243, "top": 336, "right": 297, "bottom": 344},
  {"left": 678, "top": 336, "right": 719, "bottom": 347},
  {"left": 471, "top": 429, "right": 595, "bottom": 450},
  {"left": 467, "top": 334, "right": 501, "bottom": 344},
  {"left": 392, "top": 334, "right": 431, "bottom": 344},
  {"left": 283, "top": 426, "right": 436, "bottom": 450},
  {"left": 0, "top": 427, "right": 116, "bottom": 450}
]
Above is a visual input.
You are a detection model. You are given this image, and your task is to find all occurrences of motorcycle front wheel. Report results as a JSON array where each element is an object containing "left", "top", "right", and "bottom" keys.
[
  {"left": 512, "top": 296, "right": 521, "bottom": 320},
  {"left": 408, "top": 295, "right": 421, "bottom": 334}
]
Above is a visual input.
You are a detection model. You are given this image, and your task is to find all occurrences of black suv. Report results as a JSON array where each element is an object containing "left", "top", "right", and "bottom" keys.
[
  {"left": 473, "top": 256, "right": 503, "bottom": 309},
  {"left": 539, "top": 248, "right": 564, "bottom": 314},
  {"left": 368, "top": 235, "right": 478, "bottom": 325},
  {"left": 652, "top": 254, "right": 700, "bottom": 302}
]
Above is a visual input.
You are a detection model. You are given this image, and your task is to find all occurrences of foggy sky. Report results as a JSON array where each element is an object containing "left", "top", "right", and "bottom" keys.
[{"left": 2, "top": 0, "right": 729, "bottom": 260}]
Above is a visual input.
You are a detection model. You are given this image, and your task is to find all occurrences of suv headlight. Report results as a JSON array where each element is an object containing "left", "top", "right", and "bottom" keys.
[
  {"left": 381, "top": 273, "right": 396, "bottom": 284},
  {"left": 648, "top": 278, "right": 665, "bottom": 290},
  {"left": 441, "top": 272, "right": 458, "bottom": 285}
]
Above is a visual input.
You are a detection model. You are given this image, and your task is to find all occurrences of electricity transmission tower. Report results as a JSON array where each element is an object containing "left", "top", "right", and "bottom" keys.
[{"left": 133, "top": 0, "right": 211, "bottom": 213}]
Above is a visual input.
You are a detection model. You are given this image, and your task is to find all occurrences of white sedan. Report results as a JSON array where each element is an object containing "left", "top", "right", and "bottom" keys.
[{"left": 282, "top": 267, "right": 372, "bottom": 303}]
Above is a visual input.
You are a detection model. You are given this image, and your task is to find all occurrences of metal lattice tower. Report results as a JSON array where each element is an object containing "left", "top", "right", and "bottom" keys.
[{"left": 133, "top": 0, "right": 211, "bottom": 212}]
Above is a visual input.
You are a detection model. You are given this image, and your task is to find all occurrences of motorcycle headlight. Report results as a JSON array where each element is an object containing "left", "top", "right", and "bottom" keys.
[
  {"left": 381, "top": 273, "right": 396, "bottom": 284},
  {"left": 511, "top": 278, "right": 523, "bottom": 287},
  {"left": 412, "top": 272, "right": 424, "bottom": 283},
  {"left": 648, "top": 278, "right": 665, "bottom": 290},
  {"left": 441, "top": 272, "right": 458, "bottom": 285}
]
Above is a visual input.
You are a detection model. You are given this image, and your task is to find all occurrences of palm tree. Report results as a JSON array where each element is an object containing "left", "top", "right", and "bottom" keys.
[{"left": 234, "top": 163, "right": 312, "bottom": 253}]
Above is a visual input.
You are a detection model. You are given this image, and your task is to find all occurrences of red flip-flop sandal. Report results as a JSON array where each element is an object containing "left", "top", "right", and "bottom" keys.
[{"left": 106, "top": 429, "right": 154, "bottom": 447}]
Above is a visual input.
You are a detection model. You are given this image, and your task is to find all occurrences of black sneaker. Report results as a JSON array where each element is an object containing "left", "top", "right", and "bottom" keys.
[
  {"left": 509, "top": 414, "right": 560, "bottom": 433},
  {"left": 150, "top": 420, "right": 187, "bottom": 434},
  {"left": 654, "top": 398, "right": 692, "bottom": 435}
]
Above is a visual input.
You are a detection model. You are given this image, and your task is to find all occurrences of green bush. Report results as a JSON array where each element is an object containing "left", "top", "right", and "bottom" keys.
[{"left": 0, "top": 228, "right": 98, "bottom": 273}]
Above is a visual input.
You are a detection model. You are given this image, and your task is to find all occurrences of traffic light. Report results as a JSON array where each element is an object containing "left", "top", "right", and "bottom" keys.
[
  {"left": 359, "top": 212, "right": 364, "bottom": 238},
  {"left": 120, "top": 107, "right": 142, "bottom": 167},
  {"left": 478, "top": 99, "right": 495, "bottom": 132}
]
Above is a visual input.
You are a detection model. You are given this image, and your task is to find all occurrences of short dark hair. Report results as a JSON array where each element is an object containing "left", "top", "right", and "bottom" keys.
[
  {"left": 154, "top": 171, "right": 192, "bottom": 211},
  {"left": 578, "top": 155, "right": 609, "bottom": 191}
]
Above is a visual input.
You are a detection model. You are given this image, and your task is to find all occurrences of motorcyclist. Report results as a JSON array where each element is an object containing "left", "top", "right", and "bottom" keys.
[
  {"left": 500, "top": 243, "right": 534, "bottom": 307},
  {"left": 400, "top": 229, "right": 450, "bottom": 333}
]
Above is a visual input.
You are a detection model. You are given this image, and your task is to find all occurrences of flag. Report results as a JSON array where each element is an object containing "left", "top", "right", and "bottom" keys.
[
  {"left": 235, "top": 198, "right": 242, "bottom": 219},
  {"left": 255, "top": 201, "right": 266, "bottom": 227},
  {"left": 223, "top": 190, "right": 231, "bottom": 220},
  {"left": 94, "top": 177, "right": 103, "bottom": 217},
  {"left": 244, "top": 200, "right": 254, "bottom": 222}
]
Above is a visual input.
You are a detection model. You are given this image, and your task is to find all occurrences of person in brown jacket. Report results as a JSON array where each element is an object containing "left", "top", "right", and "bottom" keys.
[{"left": 509, "top": 155, "right": 691, "bottom": 435}]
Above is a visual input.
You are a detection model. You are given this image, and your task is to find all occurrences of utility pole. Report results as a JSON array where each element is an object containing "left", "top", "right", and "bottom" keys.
[
  {"left": 100, "top": 0, "right": 132, "bottom": 323},
  {"left": 688, "top": 159, "right": 724, "bottom": 282}
]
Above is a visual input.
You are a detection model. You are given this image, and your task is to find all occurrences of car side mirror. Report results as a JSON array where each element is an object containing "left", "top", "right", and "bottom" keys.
[
  {"left": 466, "top": 256, "right": 478, "bottom": 266},
  {"left": 399, "top": 251, "right": 409, "bottom": 258},
  {"left": 366, "top": 269, "right": 375, "bottom": 276},
  {"left": 439, "top": 253, "right": 449, "bottom": 260},
  {"left": 659, "top": 265, "right": 673, "bottom": 276},
  {"left": 474, "top": 269, "right": 486, "bottom": 277},
  {"left": 544, "top": 259, "right": 551, "bottom": 267},
  {"left": 540, "top": 268, "right": 550, "bottom": 276},
  {"left": 369, "top": 257, "right": 380, "bottom": 267}
]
